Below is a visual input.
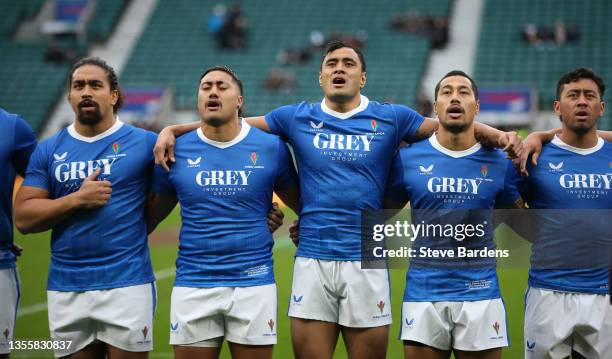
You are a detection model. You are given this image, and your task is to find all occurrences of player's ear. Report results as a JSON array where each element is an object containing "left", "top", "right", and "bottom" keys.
[
  {"left": 433, "top": 101, "right": 439, "bottom": 117},
  {"left": 318, "top": 71, "right": 322, "bottom": 87},
  {"left": 360, "top": 71, "right": 367, "bottom": 88},
  {"left": 237, "top": 95, "right": 243, "bottom": 110},
  {"left": 599, "top": 100, "right": 605, "bottom": 116},
  {"left": 111, "top": 90, "right": 118, "bottom": 107},
  {"left": 475, "top": 100, "right": 480, "bottom": 115},
  {"left": 553, "top": 100, "right": 561, "bottom": 117}
]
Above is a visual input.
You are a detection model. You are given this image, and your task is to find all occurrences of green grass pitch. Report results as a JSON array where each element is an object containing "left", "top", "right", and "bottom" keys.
[{"left": 11, "top": 208, "right": 528, "bottom": 358}]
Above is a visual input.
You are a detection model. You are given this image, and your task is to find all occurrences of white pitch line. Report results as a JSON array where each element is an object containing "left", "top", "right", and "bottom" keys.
[{"left": 17, "top": 267, "right": 176, "bottom": 318}]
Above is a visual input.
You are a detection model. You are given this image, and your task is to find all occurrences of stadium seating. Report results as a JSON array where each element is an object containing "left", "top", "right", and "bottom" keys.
[
  {"left": 475, "top": 0, "right": 612, "bottom": 130},
  {"left": 86, "top": 0, "right": 127, "bottom": 42},
  {"left": 0, "top": 0, "right": 127, "bottom": 132},
  {"left": 121, "top": 0, "right": 450, "bottom": 116}
]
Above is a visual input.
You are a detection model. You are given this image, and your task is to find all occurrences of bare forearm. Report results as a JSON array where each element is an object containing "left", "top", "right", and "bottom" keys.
[
  {"left": 15, "top": 194, "right": 79, "bottom": 234},
  {"left": 170, "top": 121, "right": 200, "bottom": 137},
  {"left": 146, "top": 193, "right": 177, "bottom": 234},
  {"left": 526, "top": 128, "right": 559, "bottom": 143},
  {"left": 474, "top": 122, "right": 504, "bottom": 148},
  {"left": 275, "top": 188, "right": 300, "bottom": 216},
  {"left": 597, "top": 130, "right": 612, "bottom": 141}
]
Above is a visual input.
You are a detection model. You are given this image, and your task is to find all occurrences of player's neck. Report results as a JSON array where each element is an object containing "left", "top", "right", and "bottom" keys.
[
  {"left": 558, "top": 128, "right": 599, "bottom": 149},
  {"left": 324, "top": 95, "right": 361, "bottom": 113},
  {"left": 436, "top": 128, "right": 477, "bottom": 151},
  {"left": 73, "top": 114, "right": 116, "bottom": 137},
  {"left": 201, "top": 117, "right": 241, "bottom": 142}
]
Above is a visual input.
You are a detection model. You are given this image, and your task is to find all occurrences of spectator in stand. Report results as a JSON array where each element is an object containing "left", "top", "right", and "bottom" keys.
[{"left": 207, "top": 4, "right": 226, "bottom": 36}]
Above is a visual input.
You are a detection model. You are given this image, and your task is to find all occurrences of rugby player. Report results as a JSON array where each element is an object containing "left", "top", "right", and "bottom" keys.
[
  {"left": 384, "top": 71, "right": 523, "bottom": 359},
  {"left": 517, "top": 68, "right": 611, "bottom": 359},
  {"left": 0, "top": 108, "right": 37, "bottom": 358},
  {"left": 14, "top": 58, "right": 157, "bottom": 358},
  {"left": 147, "top": 65, "right": 300, "bottom": 359}
]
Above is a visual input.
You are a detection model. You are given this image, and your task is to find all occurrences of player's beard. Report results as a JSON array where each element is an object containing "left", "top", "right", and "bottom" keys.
[
  {"left": 77, "top": 100, "right": 103, "bottom": 126},
  {"left": 204, "top": 115, "right": 230, "bottom": 127},
  {"left": 560, "top": 115, "right": 597, "bottom": 135},
  {"left": 441, "top": 118, "right": 470, "bottom": 134}
]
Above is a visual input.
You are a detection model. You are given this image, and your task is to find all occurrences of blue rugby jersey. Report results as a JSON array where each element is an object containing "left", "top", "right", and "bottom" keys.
[
  {"left": 23, "top": 120, "right": 155, "bottom": 291},
  {"left": 265, "top": 95, "right": 424, "bottom": 260},
  {"left": 152, "top": 121, "right": 298, "bottom": 287}
]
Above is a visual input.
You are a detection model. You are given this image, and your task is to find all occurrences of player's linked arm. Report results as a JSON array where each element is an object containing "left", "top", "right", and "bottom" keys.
[
  {"left": 382, "top": 196, "right": 409, "bottom": 220},
  {"left": 494, "top": 197, "right": 534, "bottom": 243},
  {"left": 520, "top": 129, "right": 612, "bottom": 176},
  {"left": 145, "top": 192, "right": 178, "bottom": 234},
  {"left": 154, "top": 116, "right": 270, "bottom": 171},
  {"left": 415, "top": 118, "right": 523, "bottom": 159},
  {"left": 14, "top": 168, "right": 111, "bottom": 234},
  {"left": 274, "top": 187, "right": 300, "bottom": 216}
]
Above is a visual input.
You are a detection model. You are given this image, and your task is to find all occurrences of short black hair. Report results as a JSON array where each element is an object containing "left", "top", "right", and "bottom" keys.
[
  {"left": 69, "top": 57, "right": 124, "bottom": 113},
  {"left": 556, "top": 67, "right": 605, "bottom": 100},
  {"left": 434, "top": 70, "right": 478, "bottom": 101},
  {"left": 199, "top": 65, "right": 244, "bottom": 116},
  {"left": 200, "top": 65, "right": 243, "bottom": 96},
  {"left": 320, "top": 40, "right": 366, "bottom": 72}
]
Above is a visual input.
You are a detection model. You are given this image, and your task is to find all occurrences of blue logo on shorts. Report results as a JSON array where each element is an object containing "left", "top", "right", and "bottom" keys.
[
  {"left": 526, "top": 340, "right": 536, "bottom": 351},
  {"left": 293, "top": 295, "right": 303, "bottom": 303},
  {"left": 405, "top": 318, "right": 415, "bottom": 328},
  {"left": 170, "top": 322, "right": 179, "bottom": 332}
]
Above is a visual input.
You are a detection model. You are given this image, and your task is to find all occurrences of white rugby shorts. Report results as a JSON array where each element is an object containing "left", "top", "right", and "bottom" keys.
[
  {"left": 0, "top": 268, "right": 19, "bottom": 354},
  {"left": 170, "top": 284, "right": 277, "bottom": 346},
  {"left": 288, "top": 257, "right": 392, "bottom": 327},
  {"left": 400, "top": 298, "right": 509, "bottom": 351},
  {"left": 524, "top": 287, "right": 612, "bottom": 359},
  {"left": 47, "top": 282, "right": 156, "bottom": 357}
]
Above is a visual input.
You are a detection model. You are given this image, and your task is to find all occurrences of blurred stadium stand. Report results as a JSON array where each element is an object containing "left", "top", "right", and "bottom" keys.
[
  {"left": 121, "top": 0, "right": 450, "bottom": 117},
  {"left": 475, "top": 0, "right": 612, "bottom": 130},
  {"left": 2, "top": 0, "right": 611, "bottom": 133},
  {"left": 0, "top": 0, "right": 127, "bottom": 133}
]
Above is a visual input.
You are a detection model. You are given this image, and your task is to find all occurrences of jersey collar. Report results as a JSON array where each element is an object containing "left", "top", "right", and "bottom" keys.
[
  {"left": 551, "top": 135, "right": 604, "bottom": 155},
  {"left": 429, "top": 134, "right": 482, "bottom": 158},
  {"left": 197, "top": 118, "right": 251, "bottom": 149},
  {"left": 67, "top": 117, "right": 123, "bottom": 143},
  {"left": 320, "top": 95, "right": 369, "bottom": 120}
]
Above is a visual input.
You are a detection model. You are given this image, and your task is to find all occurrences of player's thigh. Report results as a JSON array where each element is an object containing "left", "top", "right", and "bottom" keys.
[
  {"left": 290, "top": 318, "right": 339, "bottom": 359},
  {"left": 173, "top": 345, "right": 221, "bottom": 359},
  {"left": 404, "top": 341, "right": 451, "bottom": 359},
  {"left": 341, "top": 325, "right": 389, "bottom": 359},
  {"left": 68, "top": 340, "right": 106, "bottom": 359},
  {"left": 453, "top": 347, "right": 502, "bottom": 359},
  {"left": 105, "top": 344, "right": 149, "bottom": 359},
  {"left": 225, "top": 284, "right": 277, "bottom": 346},
  {"left": 0, "top": 268, "right": 19, "bottom": 355},
  {"left": 227, "top": 342, "right": 273, "bottom": 359}
]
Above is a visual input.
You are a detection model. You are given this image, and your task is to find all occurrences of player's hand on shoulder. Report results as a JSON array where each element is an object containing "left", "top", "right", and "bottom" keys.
[
  {"left": 267, "top": 202, "right": 284, "bottom": 233},
  {"left": 498, "top": 131, "right": 523, "bottom": 160},
  {"left": 75, "top": 168, "right": 112, "bottom": 209},
  {"left": 11, "top": 243, "right": 23, "bottom": 257},
  {"left": 154, "top": 126, "right": 176, "bottom": 172},
  {"left": 289, "top": 219, "right": 299, "bottom": 247},
  {"left": 520, "top": 132, "right": 543, "bottom": 176}
]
